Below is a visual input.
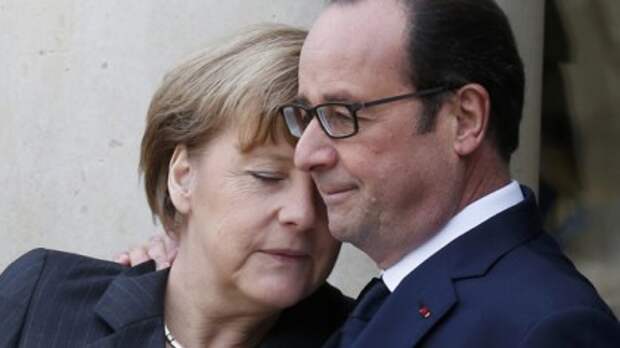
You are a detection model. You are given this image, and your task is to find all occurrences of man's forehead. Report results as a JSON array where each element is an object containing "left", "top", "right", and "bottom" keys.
[
  {"left": 304, "top": 1, "right": 407, "bottom": 55},
  {"left": 297, "top": 47, "right": 375, "bottom": 104},
  {"left": 304, "top": 5, "right": 366, "bottom": 49},
  {"left": 298, "top": 1, "right": 410, "bottom": 103}
]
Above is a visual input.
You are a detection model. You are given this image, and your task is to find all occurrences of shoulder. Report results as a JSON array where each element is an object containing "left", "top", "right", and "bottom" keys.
[
  {"left": 452, "top": 198, "right": 614, "bottom": 317},
  {"left": 0, "top": 248, "right": 128, "bottom": 307},
  {"left": 519, "top": 306, "right": 620, "bottom": 347},
  {"left": 0, "top": 249, "right": 159, "bottom": 347},
  {"left": 493, "top": 232, "right": 614, "bottom": 312},
  {"left": 0, "top": 248, "right": 127, "bottom": 344},
  {"left": 0, "top": 249, "right": 127, "bottom": 318},
  {"left": 0, "top": 249, "right": 49, "bottom": 345},
  {"left": 3, "top": 248, "right": 126, "bottom": 286},
  {"left": 0, "top": 249, "right": 48, "bottom": 299},
  {"left": 0, "top": 248, "right": 51, "bottom": 325},
  {"left": 511, "top": 235, "right": 620, "bottom": 343},
  {"left": 453, "top": 232, "right": 620, "bottom": 344}
]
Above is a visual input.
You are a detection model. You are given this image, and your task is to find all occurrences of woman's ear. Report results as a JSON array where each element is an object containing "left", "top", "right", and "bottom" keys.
[
  {"left": 168, "top": 145, "right": 193, "bottom": 215},
  {"left": 452, "top": 83, "right": 490, "bottom": 156}
]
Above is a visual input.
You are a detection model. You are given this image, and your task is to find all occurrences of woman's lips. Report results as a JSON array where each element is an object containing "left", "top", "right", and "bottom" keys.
[{"left": 260, "top": 249, "right": 309, "bottom": 262}]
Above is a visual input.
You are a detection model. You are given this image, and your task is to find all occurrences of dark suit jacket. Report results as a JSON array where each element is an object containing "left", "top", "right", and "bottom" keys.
[
  {"left": 0, "top": 249, "right": 352, "bottom": 347},
  {"left": 325, "top": 187, "right": 620, "bottom": 347}
]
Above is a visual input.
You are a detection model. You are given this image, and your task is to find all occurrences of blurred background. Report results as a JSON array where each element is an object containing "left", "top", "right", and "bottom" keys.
[
  {"left": 539, "top": 0, "right": 620, "bottom": 314},
  {"left": 1, "top": 0, "right": 618, "bottom": 313}
]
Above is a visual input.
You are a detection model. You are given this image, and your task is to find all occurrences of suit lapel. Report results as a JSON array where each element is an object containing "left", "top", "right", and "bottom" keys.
[
  {"left": 349, "top": 186, "right": 542, "bottom": 348},
  {"left": 89, "top": 261, "right": 168, "bottom": 347},
  {"left": 352, "top": 274, "right": 456, "bottom": 348}
]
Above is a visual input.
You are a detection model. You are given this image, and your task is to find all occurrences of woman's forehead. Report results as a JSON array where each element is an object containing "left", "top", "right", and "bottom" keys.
[{"left": 239, "top": 141, "right": 295, "bottom": 165}]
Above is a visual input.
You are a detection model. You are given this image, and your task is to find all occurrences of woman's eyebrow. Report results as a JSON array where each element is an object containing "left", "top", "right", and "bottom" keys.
[{"left": 243, "top": 152, "right": 292, "bottom": 164}]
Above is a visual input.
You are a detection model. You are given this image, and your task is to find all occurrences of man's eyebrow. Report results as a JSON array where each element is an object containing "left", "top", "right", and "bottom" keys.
[
  {"left": 323, "top": 92, "right": 356, "bottom": 103},
  {"left": 292, "top": 95, "right": 310, "bottom": 106},
  {"left": 293, "top": 91, "right": 357, "bottom": 106}
]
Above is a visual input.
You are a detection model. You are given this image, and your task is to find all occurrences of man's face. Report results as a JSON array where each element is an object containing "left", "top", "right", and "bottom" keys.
[{"left": 295, "top": 0, "right": 463, "bottom": 267}]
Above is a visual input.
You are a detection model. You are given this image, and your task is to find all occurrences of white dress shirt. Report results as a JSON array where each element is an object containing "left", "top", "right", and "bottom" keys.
[{"left": 382, "top": 180, "right": 525, "bottom": 292}]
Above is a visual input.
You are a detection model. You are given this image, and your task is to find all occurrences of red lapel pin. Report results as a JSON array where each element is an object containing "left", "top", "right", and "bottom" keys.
[{"left": 418, "top": 305, "right": 431, "bottom": 319}]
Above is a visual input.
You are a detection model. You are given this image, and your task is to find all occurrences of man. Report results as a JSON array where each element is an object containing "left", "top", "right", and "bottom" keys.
[{"left": 278, "top": 0, "right": 620, "bottom": 347}]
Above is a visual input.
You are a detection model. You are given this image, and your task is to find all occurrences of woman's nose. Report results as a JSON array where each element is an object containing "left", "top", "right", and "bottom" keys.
[{"left": 277, "top": 177, "right": 320, "bottom": 232}]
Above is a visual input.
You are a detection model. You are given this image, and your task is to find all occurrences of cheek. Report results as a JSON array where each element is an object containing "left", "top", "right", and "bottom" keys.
[
  {"left": 191, "top": 192, "right": 273, "bottom": 273},
  {"left": 192, "top": 174, "right": 274, "bottom": 234},
  {"left": 337, "top": 125, "right": 404, "bottom": 186},
  {"left": 193, "top": 218, "right": 252, "bottom": 279},
  {"left": 210, "top": 201, "right": 271, "bottom": 251}
]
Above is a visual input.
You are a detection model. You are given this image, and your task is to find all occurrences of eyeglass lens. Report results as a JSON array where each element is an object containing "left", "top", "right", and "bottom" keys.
[
  {"left": 316, "top": 104, "right": 355, "bottom": 137},
  {"left": 282, "top": 104, "right": 356, "bottom": 138}
]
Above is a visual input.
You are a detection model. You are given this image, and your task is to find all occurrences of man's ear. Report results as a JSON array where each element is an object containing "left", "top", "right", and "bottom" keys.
[
  {"left": 168, "top": 145, "right": 193, "bottom": 215},
  {"left": 452, "top": 83, "right": 490, "bottom": 156}
]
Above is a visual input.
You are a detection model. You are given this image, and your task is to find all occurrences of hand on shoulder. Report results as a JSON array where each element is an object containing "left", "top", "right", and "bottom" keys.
[{"left": 115, "top": 233, "right": 178, "bottom": 270}]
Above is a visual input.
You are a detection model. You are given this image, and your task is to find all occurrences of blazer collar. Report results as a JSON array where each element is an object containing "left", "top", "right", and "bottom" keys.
[
  {"left": 352, "top": 186, "right": 542, "bottom": 348},
  {"left": 440, "top": 185, "right": 542, "bottom": 279},
  {"left": 90, "top": 261, "right": 168, "bottom": 347}
]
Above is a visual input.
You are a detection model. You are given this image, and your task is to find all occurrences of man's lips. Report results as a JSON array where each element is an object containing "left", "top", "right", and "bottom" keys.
[{"left": 317, "top": 185, "right": 357, "bottom": 203}]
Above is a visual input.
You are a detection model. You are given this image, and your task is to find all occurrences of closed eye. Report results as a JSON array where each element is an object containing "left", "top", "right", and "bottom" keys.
[{"left": 248, "top": 171, "right": 285, "bottom": 183}]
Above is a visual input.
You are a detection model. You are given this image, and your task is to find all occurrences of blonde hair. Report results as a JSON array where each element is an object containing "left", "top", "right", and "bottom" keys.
[{"left": 139, "top": 24, "right": 306, "bottom": 232}]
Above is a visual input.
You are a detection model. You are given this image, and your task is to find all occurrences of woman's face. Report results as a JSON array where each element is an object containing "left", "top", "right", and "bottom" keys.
[{"left": 170, "top": 126, "right": 340, "bottom": 309}]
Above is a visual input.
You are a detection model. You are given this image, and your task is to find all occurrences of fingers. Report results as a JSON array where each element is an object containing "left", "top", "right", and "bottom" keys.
[
  {"left": 115, "top": 252, "right": 131, "bottom": 266},
  {"left": 128, "top": 245, "right": 151, "bottom": 266},
  {"left": 147, "top": 236, "right": 171, "bottom": 270},
  {"left": 113, "top": 231, "right": 178, "bottom": 269},
  {"left": 166, "top": 246, "right": 178, "bottom": 265},
  {"left": 161, "top": 233, "right": 179, "bottom": 264}
]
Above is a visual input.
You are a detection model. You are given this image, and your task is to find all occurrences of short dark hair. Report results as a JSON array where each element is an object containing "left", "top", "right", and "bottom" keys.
[{"left": 328, "top": 0, "right": 525, "bottom": 162}]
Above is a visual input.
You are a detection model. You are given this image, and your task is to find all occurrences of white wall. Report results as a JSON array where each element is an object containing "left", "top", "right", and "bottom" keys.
[
  {"left": 0, "top": 0, "right": 542, "bottom": 297},
  {"left": 0, "top": 0, "right": 324, "bottom": 273}
]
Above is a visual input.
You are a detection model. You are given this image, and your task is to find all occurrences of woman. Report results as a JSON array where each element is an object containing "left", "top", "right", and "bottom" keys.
[{"left": 0, "top": 24, "right": 351, "bottom": 347}]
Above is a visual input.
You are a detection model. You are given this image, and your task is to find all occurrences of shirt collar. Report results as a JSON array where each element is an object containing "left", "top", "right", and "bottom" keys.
[{"left": 381, "top": 180, "right": 524, "bottom": 292}]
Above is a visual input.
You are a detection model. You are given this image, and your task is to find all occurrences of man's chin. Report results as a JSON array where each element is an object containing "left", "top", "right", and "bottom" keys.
[{"left": 328, "top": 217, "right": 361, "bottom": 244}]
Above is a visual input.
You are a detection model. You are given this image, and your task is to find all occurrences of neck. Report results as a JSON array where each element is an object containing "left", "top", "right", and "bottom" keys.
[
  {"left": 372, "top": 145, "right": 511, "bottom": 269},
  {"left": 456, "top": 145, "right": 512, "bottom": 213},
  {"left": 164, "top": 252, "right": 279, "bottom": 348}
]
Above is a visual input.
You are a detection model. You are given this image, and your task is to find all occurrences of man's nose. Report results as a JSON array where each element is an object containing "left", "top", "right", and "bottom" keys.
[{"left": 294, "top": 119, "right": 338, "bottom": 173}]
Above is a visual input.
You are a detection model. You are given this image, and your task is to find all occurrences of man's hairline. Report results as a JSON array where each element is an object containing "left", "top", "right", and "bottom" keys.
[{"left": 300, "top": 0, "right": 416, "bottom": 105}]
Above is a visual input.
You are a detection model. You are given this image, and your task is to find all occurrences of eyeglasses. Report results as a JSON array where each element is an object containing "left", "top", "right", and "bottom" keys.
[{"left": 280, "top": 86, "right": 452, "bottom": 139}]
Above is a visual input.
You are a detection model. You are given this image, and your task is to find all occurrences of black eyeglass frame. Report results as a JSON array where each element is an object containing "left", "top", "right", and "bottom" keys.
[{"left": 280, "top": 85, "right": 454, "bottom": 139}]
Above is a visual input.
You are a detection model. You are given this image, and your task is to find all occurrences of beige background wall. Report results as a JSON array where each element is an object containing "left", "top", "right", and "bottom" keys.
[
  {"left": 541, "top": 0, "right": 620, "bottom": 314},
  {"left": 2, "top": 1, "right": 543, "bottom": 297}
]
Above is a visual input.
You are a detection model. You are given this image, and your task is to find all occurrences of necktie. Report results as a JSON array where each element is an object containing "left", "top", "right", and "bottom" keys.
[{"left": 338, "top": 277, "right": 390, "bottom": 347}]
